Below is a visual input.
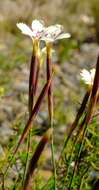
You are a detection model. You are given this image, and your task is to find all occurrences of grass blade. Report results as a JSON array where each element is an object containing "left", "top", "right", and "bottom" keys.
[
  {"left": 68, "top": 56, "right": 99, "bottom": 190},
  {"left": 59, "top": 90, "right": 90, "bottom": 161}
]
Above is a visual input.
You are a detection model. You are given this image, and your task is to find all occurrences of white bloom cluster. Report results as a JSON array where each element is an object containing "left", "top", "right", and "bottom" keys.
[
  {"left": 80, "top": 68, "right": 95, "bottom": 85},
  {"left": 17, "top": 19, "right": 70, "bottom": 42}
]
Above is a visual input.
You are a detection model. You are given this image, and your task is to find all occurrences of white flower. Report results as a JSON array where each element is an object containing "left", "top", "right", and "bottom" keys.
[
  {"left": 70, "top": 161, "right": 75, "bottom": 167},
  {"left": 16, "top": 19, "right": 45, "bottom": 39},
  {"left": 80, "top": 68, "right": 95, "bottom": 85},
  {"left": 17, "top": 20, "right": 70, "bottom": 42},
  {"left": 41, "top": 24, "right": 71, "bottom": 42}
]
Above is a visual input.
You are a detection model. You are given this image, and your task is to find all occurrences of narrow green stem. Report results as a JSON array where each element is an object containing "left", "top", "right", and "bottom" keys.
[
  {"left": 22, "top": 130, "right": 31, "bottom": 186},
  {"left": 68, "top": 80, "right": 99, "bottom": 190},
  {"left": 68, "top": 124, "right": 87, "bottom": 190},
  {"left": 61, "top": 115, "right": 86, "bottom": 189},
  {"left": 46, "top": 42, "right": 57, "bottom": 190},
  {"left": 4, "top": 154, "right": 15, "bottom": 177},
  {"left": 51, "top": 98, "right": 57, "bottom": 190},
  {"left": 58, "top": 90, "right": 90, "bottom": 163},
  {"left": 78, "top": 167, "right": 89, "bottom": 190}
]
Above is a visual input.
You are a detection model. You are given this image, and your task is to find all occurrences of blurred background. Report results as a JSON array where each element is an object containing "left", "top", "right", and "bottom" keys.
[
  {"left": 0, "top": 0, "right": 99, "bottom": 40},
  {"left": 0, "top": 0, "right": 99, "bottom": 189}
]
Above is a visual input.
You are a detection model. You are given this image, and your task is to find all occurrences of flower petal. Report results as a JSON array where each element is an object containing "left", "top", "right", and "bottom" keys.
[
  {"left": 31, "top": 20, "right": 45, "bottom": 32},
  {"left": 44, "top": 25, "right": 63, "bottom": 36},
  {"left": 41, "top": 25, "right": 61, "bottom": 42},
  {"left": 42, "top": 24, "right": 69, "bottom": 42},
  {"left": 56, "top": 33, "right": 71, "bottom": 40},
  {"left": 80, "top": 69, "right": 92, "bottom": 85},
  {"left": 90, "top": 68, "right": 95, "bottom": 83},
  {"left": 41, "top": 36, "right": 54, "bottom": 42},
  {"left": 16, "top": 23, "right": 33, "bottom": 37},
  {"left": 45, "top": 25, "right": 60, "bottom": 33}
]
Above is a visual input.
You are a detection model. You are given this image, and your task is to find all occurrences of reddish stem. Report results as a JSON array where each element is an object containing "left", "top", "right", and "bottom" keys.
[
  {"left": 14, "top": 76, "right": 52, "bottom": 155},
  {"left": 23, "top": 129, "right": 52, "bottom": 190}
]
